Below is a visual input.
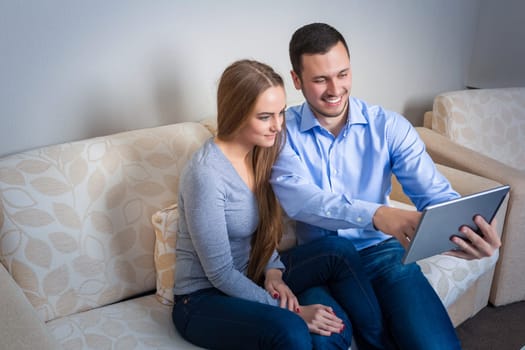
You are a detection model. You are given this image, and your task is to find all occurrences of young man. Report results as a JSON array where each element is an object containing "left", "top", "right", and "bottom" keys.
[{"left": 270, "top": 23, "right": 501, "bottom": 349}]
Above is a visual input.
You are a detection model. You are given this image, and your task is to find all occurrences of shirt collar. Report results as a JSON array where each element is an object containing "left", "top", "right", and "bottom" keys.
[
  {"left": 299, "top": 97, "right": 369, "bottom": 133},
  {"left": 348, "top": 97, "right": 369, "bottom": 125}
]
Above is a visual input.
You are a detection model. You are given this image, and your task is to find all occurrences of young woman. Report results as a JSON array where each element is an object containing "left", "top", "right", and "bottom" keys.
[{"left": 172, "top": 59, "right": 389, "bottom": 350}]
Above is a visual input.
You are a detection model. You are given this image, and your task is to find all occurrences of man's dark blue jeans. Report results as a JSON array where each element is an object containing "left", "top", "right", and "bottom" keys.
[
  {"left": 282, "top": 236, "right": 390, "bottom": 350},
  {"left": 299, "top": 237, "right": 462, "bottom": 350}
]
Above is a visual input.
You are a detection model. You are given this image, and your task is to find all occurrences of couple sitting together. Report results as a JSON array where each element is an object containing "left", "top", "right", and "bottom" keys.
[{"left": 171, "top": 23, "right": 501, "bottom": 350}]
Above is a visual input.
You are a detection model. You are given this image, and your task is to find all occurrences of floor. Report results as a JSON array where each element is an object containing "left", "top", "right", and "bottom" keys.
[{"left": 456, "top": 301, "right": 525, "bottom": 350}]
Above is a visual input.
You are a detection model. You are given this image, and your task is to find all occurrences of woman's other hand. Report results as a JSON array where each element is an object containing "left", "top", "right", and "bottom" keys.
[{"left": 298, "top": 304, "right": 344, "bottom": 336}]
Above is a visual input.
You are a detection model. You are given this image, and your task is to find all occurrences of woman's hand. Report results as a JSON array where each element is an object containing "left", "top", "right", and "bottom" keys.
[
  {"left": 264, "top": 270, "right": 344, "bottom": 336},
  {"left": 298, "top": 304, "right": 344, "bottom": 336},
  {"left": 264, "top": 269, "right": 299, "bottom": 312}
]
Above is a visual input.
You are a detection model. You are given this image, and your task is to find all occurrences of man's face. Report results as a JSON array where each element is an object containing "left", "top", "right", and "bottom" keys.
[{"left": 291, "top": 41, "right": 352, "bottom": 121}]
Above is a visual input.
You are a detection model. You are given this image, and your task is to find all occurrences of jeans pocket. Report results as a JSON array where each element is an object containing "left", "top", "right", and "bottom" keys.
[
  {"left": 174, "top": 288, "right": 217, "bottom": 322},
  {"left": 173, "top": 292, "right": 201, "bottom": 334}
]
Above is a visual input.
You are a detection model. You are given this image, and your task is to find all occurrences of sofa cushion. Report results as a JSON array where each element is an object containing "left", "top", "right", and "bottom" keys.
[
  {"left": 46, "top": 295, "right": 203, "bottom": 350},
  {"left": 151, "top": 204, "right": 179, "bottom": 306},
  {"left": 0, "top": 122, "right": 212, "bottom": 322},
  {"left": 432, "top": 87, "right": 525, "bottom": 171}
]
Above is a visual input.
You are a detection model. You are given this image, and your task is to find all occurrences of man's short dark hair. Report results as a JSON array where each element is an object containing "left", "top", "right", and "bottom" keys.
[{"left": 289, "top": 23, "right": 349, "bottom": 75}]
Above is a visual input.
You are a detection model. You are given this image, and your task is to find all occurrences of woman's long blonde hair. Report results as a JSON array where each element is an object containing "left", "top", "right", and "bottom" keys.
[{"left": 216, "top": 59, "right": 286, "bottom": 285}]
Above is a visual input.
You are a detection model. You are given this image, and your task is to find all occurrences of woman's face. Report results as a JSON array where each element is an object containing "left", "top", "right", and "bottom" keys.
[{"left": 237, "top": 85, "right": 286, "bottom": 148}]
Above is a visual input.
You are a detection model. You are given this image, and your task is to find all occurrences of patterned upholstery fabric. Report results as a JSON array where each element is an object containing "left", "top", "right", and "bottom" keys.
[
  {"left": 432, "top": 87, "right": 525, "bottom": 171},
  {"left": 0, "top": 122, "right": 212, "bottom": 322},
  {"left": 151, "top": 203, "right": 178, "bottom": 306},
  {"left": 46, "top": 295, "right": 202, "bottom": 350},
  {"left": 418, "top": 253, "right": 498, "bottom": 307}
]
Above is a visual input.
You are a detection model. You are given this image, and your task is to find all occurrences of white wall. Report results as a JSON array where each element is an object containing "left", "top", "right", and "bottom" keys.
[
  {"left": 467, "top": 0, "right": 525, "bottom": 88},
  {"left": 1, "top": 0, "right": 480, "bottom": 157}
]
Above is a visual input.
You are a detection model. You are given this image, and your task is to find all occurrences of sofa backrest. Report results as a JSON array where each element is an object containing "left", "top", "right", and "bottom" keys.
[
  {"left": 0, "top": 122, "right": 212, "bottom": 322},
  {"left": 431, "top": 87, "right": 525, "bottom": 171}
]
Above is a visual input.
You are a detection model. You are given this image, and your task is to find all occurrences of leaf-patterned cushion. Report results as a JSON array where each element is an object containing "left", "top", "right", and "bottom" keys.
[
  {"left": 151, "top": 204, "right": 178, "bottom": 305},
  {"left": 0, "top": 122, "right": 212, "bottom": 322}
]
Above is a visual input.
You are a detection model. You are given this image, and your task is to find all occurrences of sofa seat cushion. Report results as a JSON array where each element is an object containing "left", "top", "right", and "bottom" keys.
[
  {"left": 46, "top": 294, "right": 203, "bottom": 350},
  {"left": 43, "top": 256, "right": 498, "bottom": 350}
]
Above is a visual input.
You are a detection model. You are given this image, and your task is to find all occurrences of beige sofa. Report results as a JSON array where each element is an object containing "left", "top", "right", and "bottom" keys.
[
  {"left": 0, "top": 118, "right": 507, "bottom": 349},
  {"left": 418, "top": 87, "right": 525, "bottom": 306}
]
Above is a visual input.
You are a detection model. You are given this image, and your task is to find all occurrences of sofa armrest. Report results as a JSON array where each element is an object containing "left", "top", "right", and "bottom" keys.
[
  {"left": 390, "top": 154, "right": 508, "bottom": 239},
  {"left": 417, "top": 126, "right": 525, "bottom": 305},
  {"left": 0, "top": 263, "right": 60, "bottom": 350},
  {"left": 390, "top": 162, "right": 505, "bottom": 205},
  {"left": 416, "top": 127, "right": 525, "bottom": 187}
]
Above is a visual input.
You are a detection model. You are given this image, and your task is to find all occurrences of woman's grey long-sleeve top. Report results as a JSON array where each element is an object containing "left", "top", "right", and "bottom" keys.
[{"left": 173, "top": 138, "right": 284, "bottom": 306}]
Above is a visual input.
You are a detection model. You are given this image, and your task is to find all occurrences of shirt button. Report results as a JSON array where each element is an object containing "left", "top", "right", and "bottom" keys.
[
  {"left": 356, "top": 217, "right": 363, "bottom": 223},
  {"left": 326, "top": 211, "right": 331, "bottom": 216}
]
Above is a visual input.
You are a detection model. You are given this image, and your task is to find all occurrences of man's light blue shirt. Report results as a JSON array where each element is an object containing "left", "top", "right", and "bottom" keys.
[{"left": 270, "top": 97, "right": 459, "bottom": 250}]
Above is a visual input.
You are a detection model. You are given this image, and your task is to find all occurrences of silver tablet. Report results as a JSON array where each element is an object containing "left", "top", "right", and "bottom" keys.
[{"left": 402, "top": 185, "right": 510, "bottom": 264}]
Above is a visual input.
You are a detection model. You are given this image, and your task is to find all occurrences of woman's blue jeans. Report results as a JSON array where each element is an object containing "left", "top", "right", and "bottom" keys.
[
  {"left": 172, "top": 236, "right": 388, "bottom": 350},
  {"left": 172, "top": 288, "right": 311, "bottom": 349}
]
